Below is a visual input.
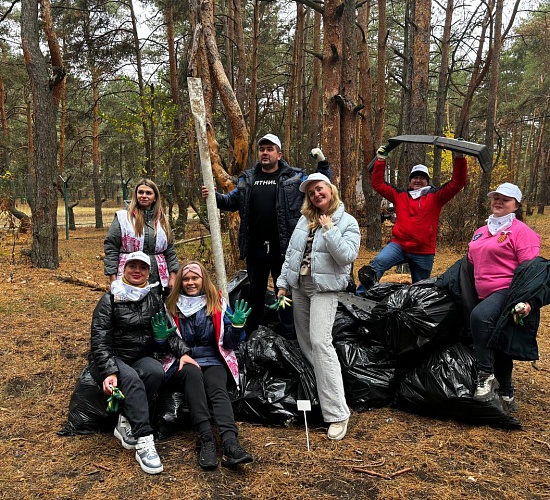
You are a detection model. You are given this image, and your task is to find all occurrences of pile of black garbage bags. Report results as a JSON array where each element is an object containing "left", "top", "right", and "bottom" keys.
[{"left": 59, "top": 265, "right": 520, "bottom": 439}]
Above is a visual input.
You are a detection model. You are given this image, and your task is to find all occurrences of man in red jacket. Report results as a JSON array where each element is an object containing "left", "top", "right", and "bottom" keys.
[{"left": 369, "top": 145, "right": 467, "bottom": 283}]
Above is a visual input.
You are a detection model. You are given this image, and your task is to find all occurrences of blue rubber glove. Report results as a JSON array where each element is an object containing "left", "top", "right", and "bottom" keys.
[
  {"left": 151, "top": 312, "right": 177, "bottom": 341},
  {"left": 226, "top": 299, "right": 252, "bottom": 327}
]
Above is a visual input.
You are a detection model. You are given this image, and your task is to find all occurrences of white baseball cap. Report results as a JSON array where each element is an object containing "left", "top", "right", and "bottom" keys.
[
  {"left": 487, "top": 182, "right": 522, "bottom": 203},
  {"left": 258, "top": 133, "right": 282, "bottom": 149},
  {"left": 299, "top": 173, "right": 331, "bottom": 193},
  {"left": 124, "top": 251, "right": 151, "bottom": 267},
  {"left": 409, "top": 164, "right": 430, "bottom": 181}
]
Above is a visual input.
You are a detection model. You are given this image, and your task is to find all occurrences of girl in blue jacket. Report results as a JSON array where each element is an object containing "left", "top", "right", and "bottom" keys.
[{"left": 154, "top": 261, "right": 253, "bottom": 470}]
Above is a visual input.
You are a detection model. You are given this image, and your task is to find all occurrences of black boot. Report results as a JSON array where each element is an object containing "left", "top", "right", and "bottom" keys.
[
  {"left": 222, "top": 438, "right": 253, "bottom": 467},
  {"left": 198, "top": 435, "right": 218, "bottom": 470}
]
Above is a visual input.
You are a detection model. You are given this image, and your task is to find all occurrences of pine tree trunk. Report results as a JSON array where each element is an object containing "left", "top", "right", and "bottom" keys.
[{"left": 21, "top": 0, "right": 60, "bottom": 268}]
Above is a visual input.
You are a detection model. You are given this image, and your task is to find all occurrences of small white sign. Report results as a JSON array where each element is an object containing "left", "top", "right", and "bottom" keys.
[
  {"left": 297, "top": 400, "right": 311, "bottom": 411},
  {"left": 297, "top": 399, "right": 312, "bottom": 451}
]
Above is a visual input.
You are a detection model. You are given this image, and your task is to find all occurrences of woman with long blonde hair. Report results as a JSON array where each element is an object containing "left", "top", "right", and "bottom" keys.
[
  {"left": 104, "top": 178, "right": 178, "bottom": 294},
  {"left": 277, "top": 173, "right": 360, "bottom": 441},
  {"left": 155, "top": 260, "right": 253, "bottom": 470}
]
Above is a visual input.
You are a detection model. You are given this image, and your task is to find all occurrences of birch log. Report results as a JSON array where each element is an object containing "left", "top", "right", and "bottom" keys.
[{"left": 187, "top": 77, "right": 228, "bottom": 301}]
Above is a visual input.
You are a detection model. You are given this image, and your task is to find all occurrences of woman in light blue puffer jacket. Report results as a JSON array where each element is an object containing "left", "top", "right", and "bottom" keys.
[{"left": 276, "top": 173, "right": 360, "bottom": 441}]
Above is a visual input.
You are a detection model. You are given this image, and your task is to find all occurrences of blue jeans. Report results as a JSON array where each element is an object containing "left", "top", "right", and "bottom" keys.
[{"left": 370, "top": 242, "right": 435, "bottom": 283}]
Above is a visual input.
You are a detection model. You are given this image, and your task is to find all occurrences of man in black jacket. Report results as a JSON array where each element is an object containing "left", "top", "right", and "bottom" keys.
[{"left": 203, "top": 134, "right": 330, "bottom": 337}]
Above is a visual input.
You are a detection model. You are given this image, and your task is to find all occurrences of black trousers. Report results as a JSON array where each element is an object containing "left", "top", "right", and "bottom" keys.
[
  {"left": 169, "top": 364, "right": 238, "bottom": 441},
  {"left": 246, "top": 241, "right": 294, "bottom": 337},
  {"left": 116, "top": 356, "right": 165, "bottom": 438}
]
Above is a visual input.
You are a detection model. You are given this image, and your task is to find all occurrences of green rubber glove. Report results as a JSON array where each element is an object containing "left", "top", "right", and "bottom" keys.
[
  {"left": 151, "top": 312, "right": 177, "bottom": 340},
  {"left": 377, "top": 144, "right": 389, "bottom": 159},
  {"left": 106, "top": 386, "right": 125, "bottom": 413},
  {"left": 226, "top": 299, "right": 252, "bottom": 327}
]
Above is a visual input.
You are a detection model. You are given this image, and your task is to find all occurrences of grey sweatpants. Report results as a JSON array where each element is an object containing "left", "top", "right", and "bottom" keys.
[{"left": 291, "top": 275, "right": 350, "bottom": 423}]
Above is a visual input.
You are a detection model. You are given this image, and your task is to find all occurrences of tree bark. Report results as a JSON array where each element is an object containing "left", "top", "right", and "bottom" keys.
[
  {"left": 308, "top": 9, "right": 322, "bottom": 152},
  {"left": 360, "top": 0, "right": 383, "bottom": 251},
  {"left": 21, "top": 0, "right": 61, "bottom": 268},
  {"left": 91, "top": 67, "right": 103, "bottom": 229},
  {"left": 403, "top": 0, "right": 431, "bottom": 170},
  {"left": 321, "top": 0, "right": 343, "bottom": 183},
  {"left": 128, "top": 0, "right": 152, "bottom": 174},
  {"left": 166, "top": 0, "right": 189, "bottom": 238},
  {"left": 477, "top": 0, "right": 502, "bottom": 227},
  {"left": 338, "top": 0, "right": 358, "bottom": 211},
  {"left": 200, "top": 0, "right": 249, "bottom": 173},
  {"left": 432, "top": 0, "right": 454, "bottom": 185}
]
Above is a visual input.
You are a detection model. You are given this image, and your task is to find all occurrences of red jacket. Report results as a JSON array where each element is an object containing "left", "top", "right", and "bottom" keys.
[{"left": 371, "top": 157, "right": 467, "bottom": 254}]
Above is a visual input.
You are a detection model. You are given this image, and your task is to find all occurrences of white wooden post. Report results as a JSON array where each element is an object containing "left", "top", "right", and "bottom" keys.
[{"left": 187, "top": 77, "right": 228, "bottom": 301}]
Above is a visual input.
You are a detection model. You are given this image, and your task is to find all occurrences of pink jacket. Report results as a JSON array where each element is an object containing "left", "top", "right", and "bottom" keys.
[{"left": 468, "top": 218, "right": 540, "bottom": 299}]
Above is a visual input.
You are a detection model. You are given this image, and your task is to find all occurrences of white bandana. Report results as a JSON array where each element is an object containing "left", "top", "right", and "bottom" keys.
[
  {"left": 408, "top": 186, "right": 432, "bottom": 200},
  {"left": 176, "top": 294, "right": 207, "bottom": 317},
  {"left": 110, "top": 278, "right": 158, "bottom": 302},
  {"left": 486, "top": 213, "right": 516, "bottom": 236}
]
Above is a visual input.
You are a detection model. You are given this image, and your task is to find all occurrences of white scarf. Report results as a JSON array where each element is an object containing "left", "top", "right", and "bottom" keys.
[
  {"left": 110, "top": 278, "right": 157, "bottom": 302},
  {"left": 486, "top": 213, "right": 516, "bottom": 236},
  {"left": 408, "top": 186, "right": 432, "bottom": 200},
  {"left": 176, "top": 294, "right": 207, "bottom": 317}
]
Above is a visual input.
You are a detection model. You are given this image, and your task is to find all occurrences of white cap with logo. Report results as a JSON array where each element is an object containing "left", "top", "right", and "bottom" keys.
[
  {"left": 124, "top": 250, "right": 151, "bottom": 267},
  {"left": 487, "top": 182, "right": 522, "bottom": 203},
  {"left": 299, "top": 172, "right": 331, "bottom": 193},
  {"left": 258, "top": 133, "right": 282, "bottom": 149},
  {"left": 409, "top": 164, "right": 430, "bottom": 181}
]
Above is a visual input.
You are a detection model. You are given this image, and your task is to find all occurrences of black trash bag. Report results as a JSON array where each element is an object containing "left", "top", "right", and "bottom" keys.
[
  {"left": 236, "top": 327, "right": 322, "bottom": 424},
  {"left": 337, "top": 292, "right": 378, "bottom": 324},
  {"left": 394, "top": 343, "right": 521, "bottom": 429},
  {"left": 58, "top": 365, "right": 116, "bottom": 436},
  {"left": 332, "top": 303, "right": 365, "bottom": 343},
  {"left": 154, "top": 386, "right": 191, "bottom": 440},
  {"left": 362, "top": 282, "right": 406, "bottom": 302},
  {"left": 228, "top": 270, "right": 249, "bottom": 307},
  {"left": 335, "top": 341, "right": 396, "bottom": 410},
  {"left": 368, "top": 284, "right": 463, "bottom": 360}
]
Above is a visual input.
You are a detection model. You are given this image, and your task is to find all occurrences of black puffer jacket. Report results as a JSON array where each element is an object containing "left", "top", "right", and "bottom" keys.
[
  {"left": 436, "top": 256, "right": 550, "bottom": 361},
  {"left": 215, "top": 159, "right": 331, "bottom": 260},
  {"left": 88, "top": 291, "right": 190, "bottom": 384}
]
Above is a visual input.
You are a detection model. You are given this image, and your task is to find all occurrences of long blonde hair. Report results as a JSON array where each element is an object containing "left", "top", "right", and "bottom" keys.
[
  {"left": 126, "top": 178, "right": 172, "bottom": 241},
  {"left": 165, "top": 260, "right": 222, "bottom": 318},
  {"left": 301, "top": 181, "right": 341, "bottom": 231}
]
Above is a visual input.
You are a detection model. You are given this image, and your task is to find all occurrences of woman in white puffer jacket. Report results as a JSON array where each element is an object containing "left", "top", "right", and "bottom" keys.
[{"left": 276, "top": 173, "right": 360, "bottom": 441}]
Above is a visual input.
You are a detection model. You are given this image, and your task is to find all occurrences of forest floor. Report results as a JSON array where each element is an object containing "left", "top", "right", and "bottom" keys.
[{"left": 0, "top": 208, "right": 549, "bottom": 500}]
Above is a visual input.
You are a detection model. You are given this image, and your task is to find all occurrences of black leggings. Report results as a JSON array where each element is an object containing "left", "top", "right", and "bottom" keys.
[{"left": 168, "top": 364, "right": 238, "bottom": 441}]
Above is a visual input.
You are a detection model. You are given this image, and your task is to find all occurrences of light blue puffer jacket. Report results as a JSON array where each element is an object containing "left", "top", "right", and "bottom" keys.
[{"left": 276, "top": 202, "right": 360, "bottom": 293}]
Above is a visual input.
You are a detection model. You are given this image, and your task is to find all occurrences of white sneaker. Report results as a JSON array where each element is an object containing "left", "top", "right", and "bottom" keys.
[
  {"left": 114, "top": 414, "right": 137, "bottom": 450},
  {"left": 473, "top": 372, "right": 499, "bottom": 402},
  {"left": 135, "top": 435, "right": 163, "bottom": 474},
  {"left": 327, "top": 418, "right": 349, "bottom": 441}
]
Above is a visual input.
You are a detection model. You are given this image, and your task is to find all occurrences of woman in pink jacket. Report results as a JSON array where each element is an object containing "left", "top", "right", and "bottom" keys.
[{"left": 468, "top": 183, "right": 540, "bottom": 407}]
